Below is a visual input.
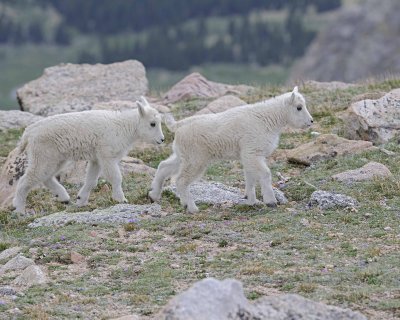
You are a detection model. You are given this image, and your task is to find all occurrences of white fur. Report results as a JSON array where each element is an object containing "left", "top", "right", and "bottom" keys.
[
  {"left": 149, "top": 87, "right": 313, "bottom": 213},
  {"left": 13, "top": 97, "right": 164, "bottom": 213}
]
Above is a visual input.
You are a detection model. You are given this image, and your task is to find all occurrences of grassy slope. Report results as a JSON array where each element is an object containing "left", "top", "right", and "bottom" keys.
[{"left": 1, "top": 80, "right": 400, "bottom": 319}]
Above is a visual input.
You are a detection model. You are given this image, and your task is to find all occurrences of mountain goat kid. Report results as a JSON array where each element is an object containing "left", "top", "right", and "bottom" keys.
[
  {"left": 149, "top": 87, "right": 313, "bottom": 213},
  {"left": 13, "top": 97, "right": 164, "bottom": 213}
]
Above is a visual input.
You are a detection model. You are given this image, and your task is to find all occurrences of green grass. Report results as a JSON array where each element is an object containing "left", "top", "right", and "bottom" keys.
[{"left": 0, "top": 80, "right": 400, "bottom": 319}]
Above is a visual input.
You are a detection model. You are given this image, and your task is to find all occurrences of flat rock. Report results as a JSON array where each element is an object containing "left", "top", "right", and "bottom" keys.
[
  {"left": 163, "top": 72, "right": 253, "bottom": 104},
  {"left": 0, "top": 247, "right": 21, "bottom": 262},
  {"left": 17, "top": 60, "right": 148, "bottom": 116},
  {"left": 0, "top": 255, "right": 35, "bottom": 275},
  {"left": 154, "top": 278, "right": 366, "bottom": 320},
  {"left": 340, "top": 88, "right": 400, "bottom": 144},
  {"left": 13, "top": 265, "right": 47, "bottom": 287},
  {"left": 166, "top": 181, "right": 288, "bottom": 206},
  {"left": 0, "top": 111, "right": 43, "bottom": 131},
  {"left": 287, "top": 134, "right": 377, "bottom": 166},
  {"left": 195, "top": 95, "right": 246, "bottom": 115},
  {"left": 332, "top": 161, "right": 392, "bottom": 183},
  {"left": 309, "top": 190, "right": 359, "bottom": 210},
  {"left": 28, "top": 203, "right": 161, "bottom": 228}
]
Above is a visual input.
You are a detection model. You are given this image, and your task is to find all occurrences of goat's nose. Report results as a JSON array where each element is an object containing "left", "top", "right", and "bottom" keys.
[
  {"left": 161, "top": 138, "right": 165, "bottom": 142},
  {"left": 311, "top": 119, "right": 314, "bottom": 123}
]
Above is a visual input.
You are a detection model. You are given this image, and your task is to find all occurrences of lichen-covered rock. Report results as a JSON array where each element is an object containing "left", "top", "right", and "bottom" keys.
[
  {"left": 0, "top": 111, "right": 43, "bottom": 131},
  {"left": 195, "top": 95, "right": 246, "bottom": 115},
  {"left": 309, "top": 190, "right": 358, "bottom": 210},
  {"left": 0, "top": 247, "right": 21, "bottom": 262},
  {"left": 287, "top": 134, "right": 377, "bottom": 166},
  {"left": 332, "top": 162, "right": 392, "bottom": 183},
  {"left": 163, "top": 72, "right": 253, "bottom": 104},
  {"left": 17, "top": 60, "right": 148, "bottom": 116},
  {"left": 340, "top": 88, "right": 400, "bottom": 144}
]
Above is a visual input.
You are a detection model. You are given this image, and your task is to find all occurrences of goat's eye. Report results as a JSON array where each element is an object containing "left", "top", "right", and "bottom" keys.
[
  {"left": 297, "top": 105, "right": 302, "bottom": 111},
  {"left": 150, "top": 122, "right": 156, "bottom": 127}
]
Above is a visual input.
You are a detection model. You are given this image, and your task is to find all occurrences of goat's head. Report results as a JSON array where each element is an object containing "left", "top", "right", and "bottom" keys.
[
  {"left": 285, "top": 86, "right": 313, "bottom": 129},
  {"left": 136, "top": 97, "right": 165, "bottom": 144}
]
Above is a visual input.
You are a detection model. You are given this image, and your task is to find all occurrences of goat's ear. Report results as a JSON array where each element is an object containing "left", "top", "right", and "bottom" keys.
[
  {"left": 136, "top": 100, "right": 146, "bottom": 117},
  {"left": 140, "top": 96, "right": 150, "bottom": 107},
  {"left": 289, "top": 92, "right": 295, "bottom": 104}
]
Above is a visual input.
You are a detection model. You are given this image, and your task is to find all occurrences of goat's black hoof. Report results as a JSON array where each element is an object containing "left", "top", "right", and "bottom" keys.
[
  {"left": 147, "top": 191, "right": 155, "bottom": 203},
  {"left": 244, "top": 195, "right": 248, "bottom": 199},
  {"left": 77, "top": 196, "right": 81, "bottom": 200},
  {"left": 60, "top": 200, "right": 70, "bottom": 205},
  {"left": 266, "top": 202, "right": 277, "bottom": 208}
]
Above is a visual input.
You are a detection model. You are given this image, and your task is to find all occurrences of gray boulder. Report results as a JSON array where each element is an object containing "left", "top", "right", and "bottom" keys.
[
  {"left": 195, "top": 95, "right": 246, "bottom": 115},
  {"left": 0, "top": 247, "right": 21, "bottom": 262},
  {"left": 309, "top": 190, "right": 358, "bottom": 210},
  {"left": 154, "top": 278, "right": 366, "bottom": 320},
  {"left": 17, "top": 60, "right": 148, "bottom": 116},
  {"left": 13, "top": 265, "right": 47, "bottom": 287},
  {"left": 340, "top": 88, "right": 400, "bottom": 144},
  {"left": 0, "top": 111, "right": 43, "bottom": 131},
  {"left": 163, "top": 72, "right": 253, "bottom": 104},
  {"left": 0, "top": 255, "right": 35, "bottom": 275},
  {"left": 290, "top": 0, "right": 400, "bottom": 82}
]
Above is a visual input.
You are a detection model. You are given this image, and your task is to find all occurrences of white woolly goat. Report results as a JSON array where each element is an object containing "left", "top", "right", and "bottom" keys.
[
  {"left": 149, "top": 87, "right": 313, "bottom": 213},
  {"left": 13, "top": 97, "right": 164, "bottom": 213}
]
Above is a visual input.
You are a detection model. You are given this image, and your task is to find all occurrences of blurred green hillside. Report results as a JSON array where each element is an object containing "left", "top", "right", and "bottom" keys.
[{"left": 0, "top": 0, "right": 342, "bottom": 109}]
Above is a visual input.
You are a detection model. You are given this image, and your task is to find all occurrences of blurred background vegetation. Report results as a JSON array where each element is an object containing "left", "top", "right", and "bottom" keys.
[{"left": 0, "top": 0, "right": 343, "bottom": 109}]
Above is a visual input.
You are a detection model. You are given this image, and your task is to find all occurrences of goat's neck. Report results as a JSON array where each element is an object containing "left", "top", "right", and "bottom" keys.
[
  {"left": 253, "top": 100, "right": 287, "bottom": 133},
  {"left": 117, "top": 110, "right": 141, "bottom": 143}
]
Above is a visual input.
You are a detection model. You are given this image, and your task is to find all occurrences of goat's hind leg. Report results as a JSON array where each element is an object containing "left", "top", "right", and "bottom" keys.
[
  {"left": 77, "top": 160, "right": 100, "bottom": 206},
  {"left": 148, "top": 153, "right": 179, "bottom": 202}
]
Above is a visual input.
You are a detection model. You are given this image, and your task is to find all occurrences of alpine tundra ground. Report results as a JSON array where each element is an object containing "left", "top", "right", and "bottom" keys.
[{"left": 0, "top": 80, "right": 399, "bottom": 319}]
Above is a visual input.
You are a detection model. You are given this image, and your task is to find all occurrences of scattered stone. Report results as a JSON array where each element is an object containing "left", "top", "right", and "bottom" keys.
[
  {"left": 195, "top": 95, "right": 246, "bottom": 115},
  {"left": 309, "top": 190, "right": 359, "bottom": 210},
  {"left": 163, "top": 72, "right": 253, "bottom": 104},
  {"left": 70, "top": 252, "right": 85, "bottom": 264},
  {"left": 0, "top": 255, "right": 35, "bottom": 275},
  {"left": 287, "top": 134, "right": 377, "bottom": 166},
  {"left": 384, "top": 226, "right": 392, "bottom": 231},
  {"left": 0, "top": 111, "right": 43, "bottom": 132},
  {"left": 111, "top": 315, "right": 140, "bottom": 320},
  {"left": 154, "top": 278, "right": 366, "bottom": 320},
  {"left": 13, "top": 265, "right": 47, "bottom": 287},
  {"left": 166, "top": 181, "right": 288, "bottom": 207},
  {"left": 0, "top": 247, "right": 21, "bottom": 262},
  {"left": 17, "top": 60, "right": 148, "bottom": 116},
  {"left": 0, "top": 287, "right": 17, "bottom": 296},
  {"left": 28, "top": 204, "right": 161, "bottom": 228},
  {"left": 93, "top": 99, "right": 170, "bottom": 114},
  {"left": 340, "top": 88, "right": 400, "bottom": 144},
  {"left": 332, "top": 162, "right": 392, "bottom": 183},
  {"left": 300, "top": 218, "right": 310, "bottom": 227}
]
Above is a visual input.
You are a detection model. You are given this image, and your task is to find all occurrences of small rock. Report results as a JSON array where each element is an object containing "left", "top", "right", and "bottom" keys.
[
  {"left": 0, "top": 287, "right": 17, "bottom": 296},
  {"left": 332, "top": 162, "right": 392, "bottom": 183},
  {"left": 13, "top": 265, "right": 47, "bottom": 287},
  {"left": 0, "top": 255, "right": 35, "bottom": 275},
  {"left": 384, "top": 226, "right": 392, "bottom": 231},
  {"left": 300, "top": 218, "right": 310, "bottom": 227},
  {"left": 70, "top": 251, "right": 85, "bottom": 264},
  {"left": 309, "top": 190, "right": 358, "bottom": 210},
  {"left": 0, "top": 247, "right": 21, "bottom": 262}
]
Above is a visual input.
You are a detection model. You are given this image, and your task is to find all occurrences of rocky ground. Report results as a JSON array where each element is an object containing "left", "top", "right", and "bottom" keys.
[{"left": 0, "top": 63, "right": 399, "bottom": 319}]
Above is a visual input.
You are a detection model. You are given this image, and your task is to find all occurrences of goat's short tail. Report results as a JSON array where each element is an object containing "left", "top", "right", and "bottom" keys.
[
  {"left": 16, "top": 132, "right": 29, "bottom": 153},
  {"left": 163, "top": 113, "right": 179, "bottom": 132}
]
